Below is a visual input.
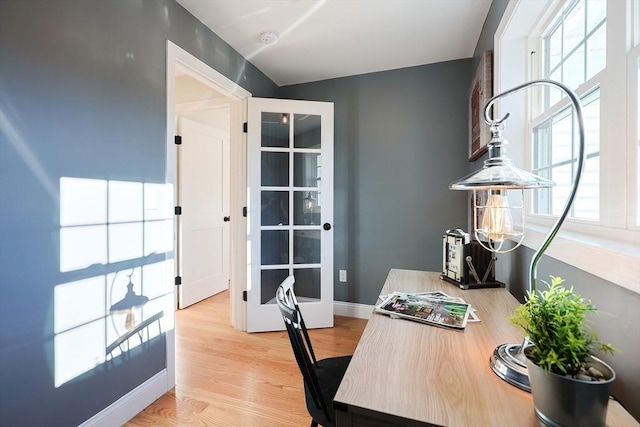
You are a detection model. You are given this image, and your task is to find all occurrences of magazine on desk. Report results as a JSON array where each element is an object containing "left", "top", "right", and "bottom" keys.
[{"left": 375, "top": 291, "right": 471, "bottom": 329}]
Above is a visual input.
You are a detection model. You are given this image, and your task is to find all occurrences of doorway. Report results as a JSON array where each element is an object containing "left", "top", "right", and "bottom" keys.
[
  {"left": 174, "top": 73, "right": 231, "bottom": 308},
  {"left": 165, "top": 41, "right": 250, "bottom": 389}
]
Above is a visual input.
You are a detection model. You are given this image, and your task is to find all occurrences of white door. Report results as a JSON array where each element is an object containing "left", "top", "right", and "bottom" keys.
[
  {"left": 247, "top": 98, "right": 334, "bottom": 332},
  {"left": 177, "top": 116, "right": 230, "bottom": 308}
]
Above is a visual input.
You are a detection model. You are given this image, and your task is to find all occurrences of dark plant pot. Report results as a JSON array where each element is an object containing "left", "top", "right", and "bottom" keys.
[{"left": 524, "top": 350, "right": 615, "bottom": 427}]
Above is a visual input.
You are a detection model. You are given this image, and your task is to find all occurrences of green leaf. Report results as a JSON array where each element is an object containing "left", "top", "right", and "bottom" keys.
[{"left": 509, "top": 276, "right": 616, "bottom": 375}]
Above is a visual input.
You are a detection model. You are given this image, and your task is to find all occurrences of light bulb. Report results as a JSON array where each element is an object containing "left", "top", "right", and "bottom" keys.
[
  {"left": 480, "top": 191, "right": 514, "bottom": 242},
  {"left": 304, "top": 192, "right": 315, "bottom": 213}
]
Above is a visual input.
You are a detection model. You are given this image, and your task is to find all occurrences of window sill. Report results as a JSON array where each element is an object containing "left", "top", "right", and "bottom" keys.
[{"left": 518, "top": 223, "right": 640, "bottom": 295}]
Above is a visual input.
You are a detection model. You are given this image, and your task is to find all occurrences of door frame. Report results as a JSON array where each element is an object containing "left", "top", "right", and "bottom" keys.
[{"left": 165, "top": 40, "right": 250, "bottom": 388}]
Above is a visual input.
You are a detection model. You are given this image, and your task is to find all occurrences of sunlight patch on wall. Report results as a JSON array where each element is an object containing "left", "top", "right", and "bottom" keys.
[
  {"left": 109, "top": 223, "right": 144, "bottom": 263},
  {"left": 60, "top": 225, "right": 108, "bottom": 273},
  {"left": 54, "top": 314, "right": 106, "bottom": 388},
  {"left": 55, "top": 177, "right": 174, "bottom": 388}
]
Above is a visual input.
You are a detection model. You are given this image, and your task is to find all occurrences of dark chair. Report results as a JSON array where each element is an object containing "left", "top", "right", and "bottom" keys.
[{"left": 276, "top": 276, "right": 352, "bottom": 427}]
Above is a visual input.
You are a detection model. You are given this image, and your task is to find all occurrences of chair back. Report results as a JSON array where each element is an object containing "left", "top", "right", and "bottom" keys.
[{"left": 276, "top": 276, "right": 330, "bottom": 421}]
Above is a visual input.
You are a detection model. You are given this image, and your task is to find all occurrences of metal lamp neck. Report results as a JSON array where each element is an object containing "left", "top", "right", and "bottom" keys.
[{"left": 484, "top": 123, "right": 515, "bottom": 169}]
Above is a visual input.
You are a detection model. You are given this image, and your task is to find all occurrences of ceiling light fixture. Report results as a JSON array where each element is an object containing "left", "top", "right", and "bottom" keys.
[{"left": 259, "top": 31, "right": 279, "bottom": 46}]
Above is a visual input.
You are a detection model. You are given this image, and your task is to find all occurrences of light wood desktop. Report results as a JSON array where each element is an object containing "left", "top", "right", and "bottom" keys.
[{"left": 333, "top": 269, "right": 637, "bottom": 427}]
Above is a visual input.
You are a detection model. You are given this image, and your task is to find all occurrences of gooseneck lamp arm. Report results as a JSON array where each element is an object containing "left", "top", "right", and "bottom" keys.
[{"left": 483, "top": 79, "right": 586, "bottom": 294}]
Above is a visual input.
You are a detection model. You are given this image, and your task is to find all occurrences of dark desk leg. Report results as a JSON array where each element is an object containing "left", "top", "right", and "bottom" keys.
[{"left": 335, "top": 408, "right": 352, "bottom": 427}]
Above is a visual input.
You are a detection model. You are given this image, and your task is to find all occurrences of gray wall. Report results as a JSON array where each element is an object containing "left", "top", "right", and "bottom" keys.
[
  {"left": 280, "top": 61, "right": 471, "bottom": 305},
  {"left": 0, "top": 1, "right": 276, "bottom": 425},
  {"left": 471, "top": 0, "right": 640, "bottom": 420}
]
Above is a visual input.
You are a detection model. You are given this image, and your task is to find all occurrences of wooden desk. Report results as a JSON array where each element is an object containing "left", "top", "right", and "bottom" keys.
[{"left": 333, "top": 269, "right": 637, "bottom": 427}]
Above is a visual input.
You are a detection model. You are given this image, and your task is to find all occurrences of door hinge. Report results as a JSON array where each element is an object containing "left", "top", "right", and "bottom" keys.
[
  {"left": 175, "top": 206, "right": 182, "bottom": 215},
  {"left": 175, "top": 276, "right": 182, "bottom": 286},
  {"left": 242, "top": 206, "right": 247, "bottom": 217},
  {"left": 242, "top": 290, "right": 247, "bottom": 302},
  {"left": 243, "top": 122, "right": 248, "bottom": 133},
  {"left": 174, "top": 135, "right": 182, "bottom": 145}
]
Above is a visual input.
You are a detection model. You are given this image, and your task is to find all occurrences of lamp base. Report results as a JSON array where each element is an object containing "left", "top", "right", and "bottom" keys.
[
  {"left": 440, "top": 275, "right": 505, "bottom": 290},
  {"left": 489, "top": 342, "right": 531, "bottom": 392}
]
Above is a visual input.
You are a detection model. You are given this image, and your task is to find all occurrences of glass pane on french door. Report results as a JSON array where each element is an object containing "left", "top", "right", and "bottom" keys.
[{"left": 259, "top": 111, "right": 323, "bottom": 305}]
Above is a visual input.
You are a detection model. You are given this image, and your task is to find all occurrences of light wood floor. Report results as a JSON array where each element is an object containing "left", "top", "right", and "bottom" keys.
[{"left": 126, "top": 291, "right": 368, "bottom": 427}]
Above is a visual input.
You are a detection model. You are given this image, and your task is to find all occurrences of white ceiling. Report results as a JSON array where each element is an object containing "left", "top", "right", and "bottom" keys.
[{"left": 175, "top": 0, "right": 493, "bottom": 86}]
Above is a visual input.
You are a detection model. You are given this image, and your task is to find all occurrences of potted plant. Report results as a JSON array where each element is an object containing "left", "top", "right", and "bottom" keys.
[{"left": 510, "top": 276, "right": 616, "bottom": 427}]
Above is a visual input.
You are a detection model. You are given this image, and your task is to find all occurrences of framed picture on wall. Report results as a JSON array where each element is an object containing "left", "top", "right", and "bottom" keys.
[{"left": 469, "top": 50, "right": 493, "bottom": 161}]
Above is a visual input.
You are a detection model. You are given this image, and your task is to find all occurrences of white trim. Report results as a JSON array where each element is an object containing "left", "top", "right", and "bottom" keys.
[
  {"left": 78, "top": 371, "right": 168, "bottom": 427},
  {"left": 169, "top": 44, "right": 250, "bottom": 99},
  {"left": 519, "top": 225, "right": 640, "bottom": 294},
  {"left": 601, "top": 0, "right": 629, "bottom": 230},
  {"left": 164, "top": 40, "right": 178, "bottom": 395},
  {"left": 333, "top": 301, "right": 374, "bottom": 320},
  {"left": 164, "top": 328, "right": 175, "bottom": 398},
  {"left": 626, "top": 43, "right": 640, "bottom": 230},
  {"left": 229, "top": 97, "right": 248, "bottom": 331}
]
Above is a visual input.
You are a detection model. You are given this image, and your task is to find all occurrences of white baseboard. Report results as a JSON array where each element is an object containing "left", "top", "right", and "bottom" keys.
[
  {"left": 78, "top": 370, "right": 169, "bottom": 427},
  {"left": 333, "top": 301, "right": 374, "bottom": 320}
]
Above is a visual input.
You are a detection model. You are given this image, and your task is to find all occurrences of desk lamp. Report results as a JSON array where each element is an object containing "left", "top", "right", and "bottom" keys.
[
  {"left": 303, "top": 192, "right": 316, "bottom": 224},
  {"left": 450, "top": 79, "right": 586, "bottom": 391}
]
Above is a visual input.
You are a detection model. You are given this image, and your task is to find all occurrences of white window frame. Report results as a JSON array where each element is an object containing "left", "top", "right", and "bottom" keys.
[
  {"left": 627, "top": 0, "right": 640, "bottom": 230},
  {"left": 494, "top": 0, "right": 640, "bottom": 294}
]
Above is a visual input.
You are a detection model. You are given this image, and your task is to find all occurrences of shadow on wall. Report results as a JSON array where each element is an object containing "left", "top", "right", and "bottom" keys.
[{"left": 54, "top": 177, "right": 173, "bottom": 389}]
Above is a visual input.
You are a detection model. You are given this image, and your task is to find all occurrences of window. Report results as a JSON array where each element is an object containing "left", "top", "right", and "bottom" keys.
[
  {"left": 494, "top": 0, "right": 639, "bottom": 293},
  {"left": 532, "top": 0, "right": 605, "bottom": 221},
  {"left": 532, "top": 88, "right": 600, "bottom": 220},
  {"left": 542, "top": 0, "right": 606, "bottom": 107}
]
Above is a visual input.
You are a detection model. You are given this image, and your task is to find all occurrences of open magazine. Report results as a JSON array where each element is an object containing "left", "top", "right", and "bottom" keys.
[{"left": 375, "top": 291, "right": 472, "bottom": 329}]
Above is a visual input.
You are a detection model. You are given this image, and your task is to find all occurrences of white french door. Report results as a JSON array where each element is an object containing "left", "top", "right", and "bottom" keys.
[{"left": 247, "top": 98, "right": 334, "bottom": 332}]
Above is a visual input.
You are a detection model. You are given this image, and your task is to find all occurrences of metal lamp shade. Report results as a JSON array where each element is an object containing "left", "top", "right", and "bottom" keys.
[
  {"left": 449, "top": 122, "right": 555, "bottom": 252},
  {"left": 450, "top": 163, "right": 555, "bottom": 190}
]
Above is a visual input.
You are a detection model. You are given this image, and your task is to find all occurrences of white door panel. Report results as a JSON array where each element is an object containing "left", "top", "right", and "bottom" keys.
[
  {"left": 247, "top": 98, "right": 334, "bottom": 332},
  {"left": 178, "top": 117, "right": 230, "bottom": 308}
]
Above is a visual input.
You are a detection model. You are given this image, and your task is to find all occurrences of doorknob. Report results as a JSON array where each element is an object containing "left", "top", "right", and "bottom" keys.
[
  {"left": 323, "top": 223, "right": 331, "bottom": 231},
  {"left": 224, "top": 216, "right": 230, "bottom": 222}
]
